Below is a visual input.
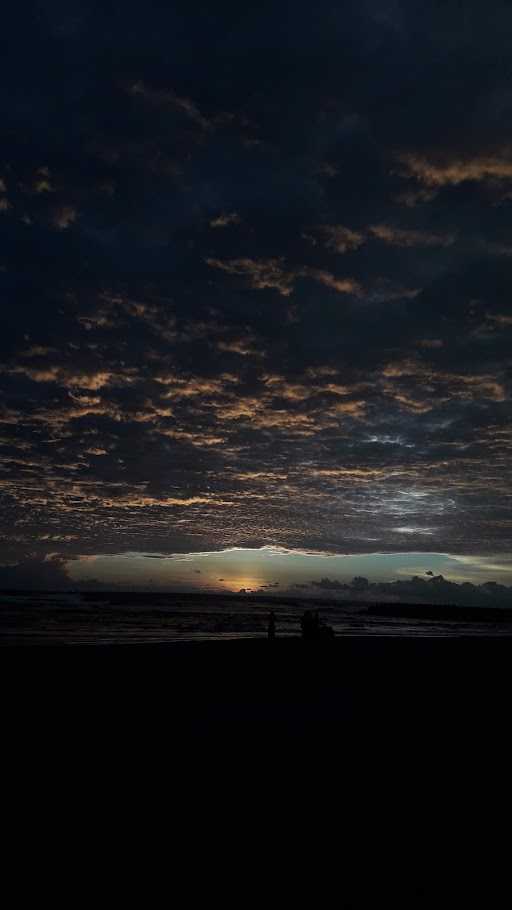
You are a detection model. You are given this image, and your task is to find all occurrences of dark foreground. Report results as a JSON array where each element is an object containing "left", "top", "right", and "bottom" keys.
[
  {"left": 4, "top": 635, "right": 511, "bottom": 772},
  {"left": 4, "top": 637, "right": 511, "bottom": 905},
  {"left": 4, "top": 634, "right": 510, "bottom": 735}
]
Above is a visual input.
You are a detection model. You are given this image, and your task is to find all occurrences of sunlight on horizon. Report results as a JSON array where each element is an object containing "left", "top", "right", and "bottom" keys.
[{"left": 66, "top": 546, "right": 512, "bottom": 591}]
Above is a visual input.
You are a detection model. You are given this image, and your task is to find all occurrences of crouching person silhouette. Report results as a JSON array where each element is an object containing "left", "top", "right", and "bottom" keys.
[{"left": 301, "top": 609, "right": 334, "bottom": 640}]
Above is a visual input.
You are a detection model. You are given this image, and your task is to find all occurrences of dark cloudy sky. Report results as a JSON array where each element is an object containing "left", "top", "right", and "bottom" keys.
[{"left": 2, "top": 1, "right": 512, "bottom": 591}]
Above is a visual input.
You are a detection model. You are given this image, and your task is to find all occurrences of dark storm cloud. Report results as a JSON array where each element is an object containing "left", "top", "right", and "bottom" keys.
[
  {"left": 1, "top": 1, "right": 512, "bottom": 570},
  {"left": 0, "top": 555, "right": 70, "bottom": 590}
]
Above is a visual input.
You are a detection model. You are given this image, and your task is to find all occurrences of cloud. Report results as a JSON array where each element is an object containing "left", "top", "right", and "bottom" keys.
[
  {"left": 418, "top": 339, "right": 444, "bottom": 349},
  {"left": 210, "top": 212, "right": 241, "bottom": 228},
  {"left": 310, "top": 574, "right": 512, "bottom": 608},
  {"left": 310, "top": 577, "right": 346, "bottom": 591},
  {"left": 216, "top": 337, "right": 264, "bottom": 357},
  {"left": 206, "top": 257, "right": 295, "bottom": 296},
  {"left": 0, "top": 555, "right": 70, "bottom": 590},
  {"left": 233, "top": 471, "right": 288, "bottom": 482},
  {"left": 381, "top": 360, "right": 507, "bottom": 411},
  {"left": 156, "top": 374, "right": 230, "bottom": 397},
  {"left": 20, "top": 346, "right": 56, "bottom": 357},
  {"left": 76, "top": 492, "right": 235, "bottom": 509},
  {"left": 398, "top": 149, "right": 512, "bottom": 188},
  {"left": 129, "top": 81, "right": 212, "bottom": 131},
  {"left": 3, "top": 1, "right": 512, "bottom": 570},
  {"left": 208, "top": 371, "right": 367, "bottom": 436},
  {"left": 80, "top": 293, "right": 177, "bottom": 341},
  {"left": 206, "top": 257, "right": 361, "bottom": 296},
  {"left": 304, "top": 224, "right": 365, "bottom": 253},
  {"left": 158, "top": 428, "right": 225, "bottom": 447},
  {"left": 311, "top": 468, "right": 390, "bottom": 480},
  {"left": 32, "top": 167, "right": 53, "bottom": 194},
  {"left": 304, "top": 223, "right": 454, "bottom": 254},
  {"left": 263, "top": 373, "right": 366, "bottom": 406},
  {"left": 486, "top": 314, "right": 512, "bottom": 328},
  {"left": 315, "top": 162, "right": 339, "bottom": 178},
  {"left": 52, "top": 205, "right": 78, "bottom": 230},
  {"left": 7, "top": 365, "right": 119, "bottom": 390},
  {"left": 300, "top": 267, "right": 362, "bottom": 295},
  {"left": 369, "top": 224, "right": 455, "bottom": 248},
  {"left": 394, "top": 187, "right": 438, "bottom": 207}
]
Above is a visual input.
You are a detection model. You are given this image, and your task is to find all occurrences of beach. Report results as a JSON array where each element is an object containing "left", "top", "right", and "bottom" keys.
[
  {"left": 4, "top": 635, "right": 510, "bottom": 747},
  {"left": 4, "top": 634, "right": 509, "bottom": 905}
]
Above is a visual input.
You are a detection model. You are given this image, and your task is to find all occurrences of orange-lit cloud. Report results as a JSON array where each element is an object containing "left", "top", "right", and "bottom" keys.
[
  {"left": 382, "top": 359, "right": 507, "bottom": 410},
  {"left": 216, "top": 336, "right": 263, "bottom": 357},
  {"left": 304, "top": 224, "right": 364, "bottom": 253},
  {"left": 206, "top": 257, "right": 295, "bottom": 295},
  {"left": 398, "top": 149, "right": 512, "bottom": 188},
  {"left": 206, "top": 257, "right": 361, "bottom": 296},
  {"left": 7, "top": 365, "right": 117, "bottom": 389},
  {"left": 369, "top": 223, "right": 455, "bottom": 247}
]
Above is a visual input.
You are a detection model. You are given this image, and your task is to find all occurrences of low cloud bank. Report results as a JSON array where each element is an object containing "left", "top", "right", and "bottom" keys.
[{"left": 305, "top": 574, "right": 512, "bottom": 607}]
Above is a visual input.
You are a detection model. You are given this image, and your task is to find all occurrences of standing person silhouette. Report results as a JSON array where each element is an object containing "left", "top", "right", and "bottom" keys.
[
  {"left": 267, "top": 610, "right": 276, "bottom": 641},
  {"left": 301, "top": 610, "right": 314, "bottom": 639}
]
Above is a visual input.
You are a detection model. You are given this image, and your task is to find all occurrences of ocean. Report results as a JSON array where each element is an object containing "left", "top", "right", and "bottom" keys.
[{"left": 2, "top": 590, "right": 512, "bottom": 644}]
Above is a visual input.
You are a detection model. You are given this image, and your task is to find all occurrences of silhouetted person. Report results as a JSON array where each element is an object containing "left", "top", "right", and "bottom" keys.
[
  {"left": 301, "top": 609, "right": 334, "bottom": 640},
  {"left": 300, "top": 610, "right": 315, "bottom": 639},
  {"left": 267, "top": 610, "right": 276, "bottom": 641}
]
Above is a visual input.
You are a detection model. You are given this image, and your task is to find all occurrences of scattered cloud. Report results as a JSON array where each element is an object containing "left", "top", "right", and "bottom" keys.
[
  {"left": 52, "top": 205, "right": 78, "bottom": 230},
  {"left": 206, "top": 257, "right": 361, "bottom": 296},
  {"left": 210, "top": 212, "right": 241, "bottom": 228},
  {"left": 304, "top": 224, "right": 364, "bottom": 253},
  {"left": 129, "top": 81, "right": 212, "bottom": 131},
  {"left": 398, "top": 149, "right": 512, "bottom": 188},
  {"left": 2, "top": 2, "right": 512, "bottom": 573},
  {"left": 216, "top": 337, "right": 264, "bottom": 357},
  {"left": 206, "top": 257, "right": 295, "bottom": 296},
  {"left": 6, "top": 364, "right": 124, "bottom": 390},
  {"left": 369, "top": 223, "right": 455, "bottom": 247},
  {"left": 382, "top": 360, "right": 507, "bottom": 406}
]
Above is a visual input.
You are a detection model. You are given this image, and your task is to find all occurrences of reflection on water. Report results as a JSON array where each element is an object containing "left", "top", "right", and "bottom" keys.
[{"left": 2, "top": 591, "right": 512, "bottom": 644}]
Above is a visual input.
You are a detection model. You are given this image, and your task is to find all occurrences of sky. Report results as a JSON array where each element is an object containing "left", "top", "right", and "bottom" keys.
[{"left": 1, "top": 1, "right": 512, "bottom": 594}]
